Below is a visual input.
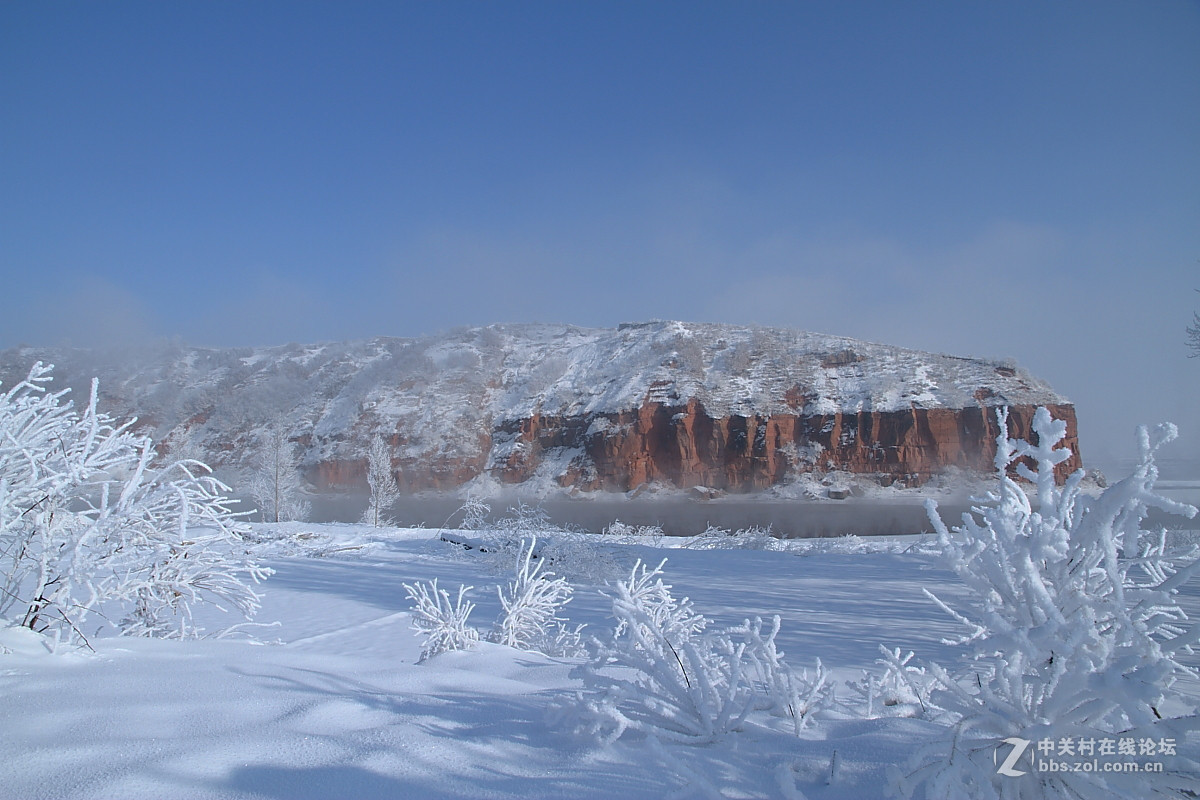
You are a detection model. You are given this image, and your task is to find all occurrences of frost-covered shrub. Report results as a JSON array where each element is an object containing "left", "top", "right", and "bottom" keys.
[
  {"left": 438, "top": 502, "right": 535, "bottom": 570},
  {"left": 537, "top": 530, "right": 629, "bottom": 584},
  {"left": 489, "top": 537, "right": 583, "bottom": 656},
  {"left": 571, "top": 559, "right": 754, "bottom": 744},
  {"left": 732, "top": 615, "right": 830, "bottom": 735},
  {"left": 787, "top": 533, "right": 870, "bottom": 555},
  {"left": 571, "top": 560, "right": 826, "bottom": 745},
  {"left": 789, "top": 533, "right": 936, "bottom": 557},
  {"left": 893, "top": 408, "right": 1200, "bottom": 800},
  {"left": 403, "top": 578, "right": 479, "bottom": 662},
  {"left": 682, "top": 524, "right": 781, "bottom": 551},
  {"left": 458, "top": 496, "right": 491, "bottom": 530},
  {"left": 405, "top": 539, "right": 584, "bottom": 662},
  {"left": 845, "top": 645, "right": 941, "bottom": 720},
  {"left": 601, "top": 520, "right": 665, "bottom": 547},
  {"left": 822, "top": 533, "right": 865, "bottom": 553},
  {"left": 446, "top": 501, "right": 551, "bottom": 569},
  {"left": 0, "top": 363, "right": 270, "bottom": 646},
  {"left": 446, "top": 502, "right": 626, "bottom": 584},
  {"left": 600, "top": 520, "right": 639, "bottom": 541},
  {"left": 494, "top": 501, "right": 552, "bottom": 537}
]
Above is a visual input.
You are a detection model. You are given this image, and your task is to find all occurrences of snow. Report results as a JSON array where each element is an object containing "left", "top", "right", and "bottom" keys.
[
  {"left": 7, "top": 519, "right": 1191, "bottom": 798},
  {"left": 0, "top": 524, "right": 957, "bottom": 799}
]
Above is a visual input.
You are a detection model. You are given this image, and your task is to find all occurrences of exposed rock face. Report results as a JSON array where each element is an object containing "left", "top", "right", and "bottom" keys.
[
  {"left": 503, "top": 400, "right": 1081, "bottom": 492},
  {"left": 0, "top": 321, "right": 1082, "bottom": 495}
]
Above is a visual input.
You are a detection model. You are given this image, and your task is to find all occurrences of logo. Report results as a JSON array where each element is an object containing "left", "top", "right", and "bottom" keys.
[{"left": 995, "top": 737, "right": 1032, "bottom": 777}]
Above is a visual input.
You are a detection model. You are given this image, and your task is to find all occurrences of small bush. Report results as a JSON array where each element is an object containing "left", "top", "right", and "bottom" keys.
[
  {"left": 571, "top": 560, "right": 829, "bottom": 745},
  {"left": 571, "top": 559, "right": 752, "bottom": 744},
  {"left": 845, "top": 645, "right": 941, "bottom": 720},
  {"left": 489, "top": 537, "right": 583, "bottom": 656},
  {"left": 601, "top": 520, "right": 666, "bottom": 547},
  {"left": 733, "top": 615, "right": 830, "bottom": 735},
  {"left": 682, "top": 525, "right": 780, "bottom": 551},
  {"left": 403, "top": 578, "right": 479, "bottom": 662},
  {"left": 444, "top": 501, "right": 627, "bottom": 584}
]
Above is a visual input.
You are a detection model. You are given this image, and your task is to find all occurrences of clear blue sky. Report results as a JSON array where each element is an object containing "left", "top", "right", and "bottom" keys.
[{"left": 2, "top": 1, "right": 1198, "bottom": 473}]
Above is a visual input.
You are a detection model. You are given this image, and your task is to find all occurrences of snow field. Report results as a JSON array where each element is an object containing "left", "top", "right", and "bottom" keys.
[
  {"left": 1, "top": 525, "right": 976, "bottom": 800},
  {"left": 3, "top": 515, "right": 1199, "bottom": 799}
]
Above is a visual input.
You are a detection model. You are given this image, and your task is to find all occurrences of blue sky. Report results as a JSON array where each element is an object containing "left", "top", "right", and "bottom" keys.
[{"left": 2, "top": 1, "right": 1198, "bottom": 473}]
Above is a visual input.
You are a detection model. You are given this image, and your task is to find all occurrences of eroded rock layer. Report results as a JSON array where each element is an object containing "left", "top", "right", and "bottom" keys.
[{"left": 492, "top": 400, "right": 1081, "bottom": 492}]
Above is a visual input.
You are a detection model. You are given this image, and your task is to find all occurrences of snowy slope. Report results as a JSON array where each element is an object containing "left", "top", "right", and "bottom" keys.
[{"left": 0, "top": 321, "right": 1069, "bottom": 489}]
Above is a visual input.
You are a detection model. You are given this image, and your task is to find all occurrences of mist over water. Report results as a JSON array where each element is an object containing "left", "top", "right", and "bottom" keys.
[
  {"left": 308, "top": 493, "right": 954, "bottom": 537},
  {"left": 304, "top": 491, "right": 1200, "bottom": 537}
]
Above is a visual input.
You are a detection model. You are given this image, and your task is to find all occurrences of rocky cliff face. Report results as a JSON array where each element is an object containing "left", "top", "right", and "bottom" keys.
[
  {"left": 499, "top": 400, "right": 1081, "bottom": 492},
  {"left": 0, "top": 321, "right": 1081, "bottom": 495}
]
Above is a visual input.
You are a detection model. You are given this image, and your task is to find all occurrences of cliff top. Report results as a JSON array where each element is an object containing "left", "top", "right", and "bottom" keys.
[
  {"left": 0, "top": 321, "right": 1070, "bottom": 468},
  {"left": 458, "top": 320, "right": 1066, "bottom": 418}
]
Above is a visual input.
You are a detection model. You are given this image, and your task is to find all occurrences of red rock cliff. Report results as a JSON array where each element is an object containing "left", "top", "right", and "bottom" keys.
[{"left": 488, "top": 400, "right": 1082, "bottom": 492}]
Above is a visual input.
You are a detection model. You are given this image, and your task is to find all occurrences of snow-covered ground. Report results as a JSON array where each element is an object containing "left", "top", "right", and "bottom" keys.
[{"left": 3, "top": 523, "right": 1196, "bottom": 800}]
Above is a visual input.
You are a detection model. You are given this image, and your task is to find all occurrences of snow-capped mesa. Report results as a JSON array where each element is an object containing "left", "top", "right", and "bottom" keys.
[{"left": 0, "top": 321, "right": 1079, "bottom": 498}]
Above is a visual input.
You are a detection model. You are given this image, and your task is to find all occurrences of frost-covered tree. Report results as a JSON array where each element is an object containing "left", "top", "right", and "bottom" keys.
[
  {"left": 893, "top": 407, "right": 1200, "bottom": 800},
  {"left": 361, "top": 434, "right": 399, "bottom": 527},
  {"left": 1187, "top": 302, "right": 1200, "bottom": 358},
  {"left": 0, "top": 363, "right": 270, "bottom": 646},
  {"left": 246, "top": 424, "right": 310, "bottom": 523},
  {"left": 159, "top": 425, "right": 208, "bottom": 466}
]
